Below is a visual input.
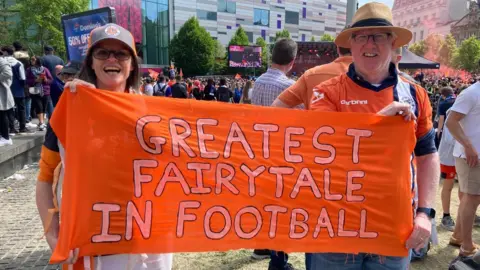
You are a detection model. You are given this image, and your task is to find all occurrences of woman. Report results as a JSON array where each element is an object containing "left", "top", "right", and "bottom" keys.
[
  {"left": 240, "top": 80, "right": 253, "bottom": 104},
  {"left": 203, "top": 78, "right": 216, "bottom": 101},
  {"left": 0, "top": 57, "right": 14, "bottom": 146},
  {"left": 26, "top": 56, "right": 53, "bottom": 131},
  {"left": 192, "top": 79, "right": 204, "bottom": 100},
  {"left": 36, "top": 23, "right": 173, "bottom": 269}
]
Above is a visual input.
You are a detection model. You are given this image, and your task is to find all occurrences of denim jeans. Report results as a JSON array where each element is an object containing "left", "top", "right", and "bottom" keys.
[
  {"left": 45, "top": 95, "right": 54, "bottom": 120},
  {"left": 25, "top": 96, "right": 31, "bottom": 122},
  {"left": 305, "top": 253, "right": 409, "bottom": 270}
]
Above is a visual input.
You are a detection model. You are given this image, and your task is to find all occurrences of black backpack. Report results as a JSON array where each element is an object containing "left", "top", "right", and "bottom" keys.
[
  {"left": 154, "top": 83, "right": 167, "bottom": 97},
  {"left": 217, "top": 87, "right": 231, "bottom": 103}
]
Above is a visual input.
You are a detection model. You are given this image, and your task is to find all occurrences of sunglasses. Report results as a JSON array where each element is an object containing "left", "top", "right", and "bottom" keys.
[{"left": 92, "top": 48, "right": 131, "bottom": 61}]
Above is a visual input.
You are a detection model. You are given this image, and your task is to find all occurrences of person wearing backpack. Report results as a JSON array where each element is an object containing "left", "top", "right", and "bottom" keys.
[
  {"left": 216, "top": 78, "right": 233, "bottom": 103},
  {"left": 1, "top": 45, "right": 30, "bottom": 134},
  {"left": 203, "top": 78, "right": 217, "bottom": 101},
  {"left": 153, "top": 76, "right": 171, "bottom": 97},
  {"left": 171, "top": 75, "right": 188, "bottom": 99}
]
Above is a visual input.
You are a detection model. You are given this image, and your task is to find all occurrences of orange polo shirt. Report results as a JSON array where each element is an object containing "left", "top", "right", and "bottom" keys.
[
  {"left": 278, "top": 56, "right": 353, "bottom": 110},
  {"left": 311, "top": 63, "right": 436, "bottom": 157}
]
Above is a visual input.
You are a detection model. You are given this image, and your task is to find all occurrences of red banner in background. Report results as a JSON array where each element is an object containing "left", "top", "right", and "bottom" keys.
[{"left": 98, "top": 0, "right": 142, "bottom": 43}]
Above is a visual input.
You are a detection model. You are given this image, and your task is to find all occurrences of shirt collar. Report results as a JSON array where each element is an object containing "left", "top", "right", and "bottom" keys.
[
  {"left": 267, "top": 68, "right": 287, "bottom": 77},
  {"left": 347, "top": 62, "right": 398, "bottom": 92}
]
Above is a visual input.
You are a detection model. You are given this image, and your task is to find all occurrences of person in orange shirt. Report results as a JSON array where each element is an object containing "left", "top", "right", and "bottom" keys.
[
  {"left": 272, "top": 47, "right": 352, "bottom": 110},
  {"left": 307, "top": 3, "right": 440, "bottom": 269}
]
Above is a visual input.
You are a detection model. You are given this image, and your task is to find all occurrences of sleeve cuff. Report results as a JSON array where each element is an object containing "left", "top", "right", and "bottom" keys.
[{"left": 415, "top": 128, "right": 437, "bottom": 156}]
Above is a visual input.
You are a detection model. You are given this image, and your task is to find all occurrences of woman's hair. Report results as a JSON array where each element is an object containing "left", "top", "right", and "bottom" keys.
[
  {"left": 77, "top": 44, "right": 140, "bottom": 91},
  {"left": 31, "top": 56, "right": 42, "bottom": 67},
  {"left": 242, "top": 80, "right": 253, "bottom": 100}
]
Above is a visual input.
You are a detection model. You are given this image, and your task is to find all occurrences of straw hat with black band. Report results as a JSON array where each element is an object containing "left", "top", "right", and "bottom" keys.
[{"left": 335, "top": 2, "right": 412, "bottom": 49}]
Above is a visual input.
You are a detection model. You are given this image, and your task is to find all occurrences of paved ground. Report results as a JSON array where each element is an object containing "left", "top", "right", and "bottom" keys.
[{"left": 1, "top": 165, "right": 479, "bottom": 270}]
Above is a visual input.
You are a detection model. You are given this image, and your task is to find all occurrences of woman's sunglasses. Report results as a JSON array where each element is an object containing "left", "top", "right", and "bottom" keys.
[{"left": 93, "top": 48, "right": 131, "bottom": 61}]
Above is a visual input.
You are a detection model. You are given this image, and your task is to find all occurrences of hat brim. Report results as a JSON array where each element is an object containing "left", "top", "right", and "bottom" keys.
[
  {"left": 60, "top": 67, "right": 79, "bottom": 75},
  {"left": 335, "top": 26, "right": 413, "bottom": 49}
]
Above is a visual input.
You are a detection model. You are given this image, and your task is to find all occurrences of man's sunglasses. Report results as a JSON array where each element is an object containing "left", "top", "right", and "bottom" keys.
[
  {"left": 351, "top": 33, "right": 392, "bottom": 45},
  {"left": 92, "top": 48, "right": 131, "bottom": 61}
]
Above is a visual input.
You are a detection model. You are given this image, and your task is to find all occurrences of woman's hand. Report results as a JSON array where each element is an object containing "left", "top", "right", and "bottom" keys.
[{"left": 65, "top": 79, "right": 96, "bottom": 93}]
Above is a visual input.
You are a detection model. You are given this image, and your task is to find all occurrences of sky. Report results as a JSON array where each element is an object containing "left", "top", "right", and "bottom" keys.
[{"left": 358, "top": 0, "right": 394, "bottom": 8}]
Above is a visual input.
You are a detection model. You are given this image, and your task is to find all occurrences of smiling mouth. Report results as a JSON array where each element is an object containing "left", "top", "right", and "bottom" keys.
[
  {"left": 104, "top": 67, "right": 121, "bottom": 74},
  {"left": 363, "top": 53, "right": 378, "bottom": 58}
]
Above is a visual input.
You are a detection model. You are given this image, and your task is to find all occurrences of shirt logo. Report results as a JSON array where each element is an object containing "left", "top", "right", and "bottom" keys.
[
  {"left": 340, "top": 100, "right": 368, "bottom": 105},
  {"left": 312, "top": 90, "right": 324, "bottom": 104}
]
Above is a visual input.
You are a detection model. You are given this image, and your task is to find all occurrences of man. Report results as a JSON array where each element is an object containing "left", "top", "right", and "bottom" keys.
[
  {"left": 251, "top": 38, "right": 297, "bottom": 270},
  {"left": 153, "top": 76, "right": 172, "bottom": 97},
  {"left": 0, "top": 56, "right": 14, "bottom": 146},
  {"left": 309, "top": 3, "right": 439, "bottom": 269},
  {"left": 272, "top": 46, "right": 352, "bottom": 109},
  {"left": 436, "top": 87, "right": 456, "bottom": 147},
  {"left": 171, "top": 75, "right": 188, "bottom": 99},
  {"left": 143, "top": 76, "right": 155, "bottom": 96},
  {"left": 216, "top": 78, "right": 233, "bottom": 102},
  {"left": 447, "top": 81, "right": 480, "bottom": 257},
  {"left": 42, "top": 45, "right": 64, "bottom": 80},
  {"left": 1, "top": 45, "right": 29, "bottom": 134},
  {"left": 50, "top": 61, "right": 82, "bottom": 107}
]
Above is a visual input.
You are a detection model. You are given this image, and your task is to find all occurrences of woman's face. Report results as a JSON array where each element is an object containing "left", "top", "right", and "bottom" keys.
[
  {"left": 31, "top": 57, "right": 37, "bottom": 66},
  {"left": 91, "top": 39, "right": 134, "bottom": 91}
]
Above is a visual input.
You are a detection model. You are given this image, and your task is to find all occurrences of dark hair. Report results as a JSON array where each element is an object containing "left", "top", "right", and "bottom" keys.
[
  {"left": 1, "top": 45, "right": 14, "bottom": 56},
  {"left": 158, "top": 76, "right": 165, "bottom": 83},
  {"left": 271, "top": 38, "right": 297, "bottom": 65},
  {"left": 338, "top": 47, "right": 351, "bottom": 56},
  {"left": 77, "top": 44, "right": 140, "bottom": 91},
  {"left": 440, "top": 86, "right": 454, "bottom": 97},
  {"left": 13, "top": 41, "right": 23, "bottom": 51},
  {"left": 220, "top": 78, "right": 227, "bottom": 85},
  {"left": 175, "top": 75, "right": 182, "bottom": 81},
  {"left": 207, "top": 78, "right": 214, "bottom": 86},
  {"left": 31, "top": 56, "right": 42, "bottom": 67}
]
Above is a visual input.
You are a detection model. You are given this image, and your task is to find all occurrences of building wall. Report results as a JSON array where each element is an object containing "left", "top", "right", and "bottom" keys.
[
  {"left": 392, "top": 0, "right": 469, "bottom": 44},
  {"left": 173, "top": 0, "right": 347, "bottom": 46}
]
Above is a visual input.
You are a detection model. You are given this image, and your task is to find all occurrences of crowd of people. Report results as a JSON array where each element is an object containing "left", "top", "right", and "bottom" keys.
[
  {"left": 0, "top": 42, "right": 78, "bottom": 147},
  {"left": 0, "top": 2, "right": 478, "bottom": 270}
]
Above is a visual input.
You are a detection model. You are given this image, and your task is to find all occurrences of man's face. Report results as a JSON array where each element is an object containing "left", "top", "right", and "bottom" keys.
[{"left": 350, "top": 29, "right": 395, "bottom": 76}]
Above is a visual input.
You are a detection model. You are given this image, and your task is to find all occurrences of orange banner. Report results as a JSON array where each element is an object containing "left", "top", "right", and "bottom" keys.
[{"left": 50, "top": 86, "right": 416, "bottom": 263}]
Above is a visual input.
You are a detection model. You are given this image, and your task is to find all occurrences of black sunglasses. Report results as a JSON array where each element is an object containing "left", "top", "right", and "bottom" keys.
[{"left": 93, "top": 48, "right": 131, "bottom": 61}]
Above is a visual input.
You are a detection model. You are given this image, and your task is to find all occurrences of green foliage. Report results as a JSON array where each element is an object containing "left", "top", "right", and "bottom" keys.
[
  {"left": 228, "top": 26, "right": 249, "bottom": 46},
  {"left": 409, "top": 41, "right": 427, "bottom": 57},
  {"left": 169, "top": 17, "right": 215, "bottom": 76},
  {"left": 438, "top": 34, "right": 457, "bottom": 67},
  {"left": 274, "top": 29, "right": 291, "bottom": 42},
  {"left": 310, "top": 36, "right": 316, "bottom": 42},
  {"left": 255, "top": 37, "right": 268, "bottom": 73},
  {"left": 10, "top": 0, "right": 89, "bottom": 58},
  {"left": 214, "top": 39, "right": 226, "bottom": 59},
  {"left": 454, "top": 36, "right": 480, "bottom": 73},
  {"left": 320, "top": 34, "right": 334, "bottom": 42}
]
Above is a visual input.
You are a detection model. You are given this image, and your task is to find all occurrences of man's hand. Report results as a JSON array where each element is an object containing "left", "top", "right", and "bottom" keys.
[
  {"left": 377, "top": 102, "right": 417, "bottom": 121},
  {"left": 465, "top": 145, "right": 479, "bottom": 168},
  {"left": 406, "top": 213, "right": 432, "bottom": 252}
]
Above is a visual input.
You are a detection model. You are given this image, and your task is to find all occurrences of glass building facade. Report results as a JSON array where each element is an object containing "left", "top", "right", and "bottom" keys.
[{"left": 89, "top": 0, "right": 169, "bottom": 66}]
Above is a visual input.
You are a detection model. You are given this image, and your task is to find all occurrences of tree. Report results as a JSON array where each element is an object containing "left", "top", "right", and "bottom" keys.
[
  {"left": 228, "top": 26, "right": 249, "bottom": 46},
  {"left": 423, "top": 33, "right": 444, "bottom": 61},
  {"left": 310, "top": 36, "right": 316, "bottom": 42},
  {"left": 409, "top": 41, "right": 427, "bottom": 57},
  {"left": 169, "top": 17, "right": 215, "bottom": 76},
  {"left": 454, "top": 36, "right": 480, "bottom": 73},
  {"left": 10, "top": 0, "right": 89, "bottom": 58},
  {"left": 275, "top": 29, "right": 290, "bottom": 41},
  {"left": 255, "top": 37, "right": 268, "bottom": 73},
  {"left": 212, "top": 39, "right": 227, "bottom": 75},
  {"left": 438, "top": 34, "right": 457, "bottom": 67},
  {"left": 320, "top": 34, "right": 334, "bottom": 42}
]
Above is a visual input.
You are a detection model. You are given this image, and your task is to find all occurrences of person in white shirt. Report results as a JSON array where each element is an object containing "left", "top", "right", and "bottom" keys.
[
  {"left": 447, "top": 82, "right": 480, "bottom": 257},
  {"left": 144, "top": 77, "right": 154, "bottom": 96}
]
